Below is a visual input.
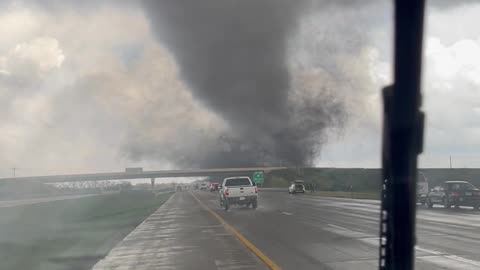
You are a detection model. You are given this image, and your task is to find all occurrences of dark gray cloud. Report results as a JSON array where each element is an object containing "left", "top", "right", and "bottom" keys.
[
  {"left": 2, "top": 0, "right": 478, "bottom": 175},
  {"left": 137, "top": 0, "right": 352, "bottom": 168},
  {"left": 135, "top": 0, "right": 400, "bottom": 168},
  {"left": 0, "top": 0, "right": 391, "bottom": 173}
]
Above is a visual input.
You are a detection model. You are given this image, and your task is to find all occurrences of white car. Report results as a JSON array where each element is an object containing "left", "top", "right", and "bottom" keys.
[
  {"left": 219, "top": 176, "right": 258, "bottom": 211},
  {"left": 289, "top": 183, "right": 306, "bottom": 194},
  {"left": 199, "top": 183, "right": 208, "bottom": 190}
]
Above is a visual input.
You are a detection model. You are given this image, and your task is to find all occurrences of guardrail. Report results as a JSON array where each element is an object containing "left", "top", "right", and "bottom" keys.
[
  {"left": 259, "top": 188, "right": 379, "bottom": 200},
  {"left": 258, "top": 188, "right": 285, "bottom": 192}
]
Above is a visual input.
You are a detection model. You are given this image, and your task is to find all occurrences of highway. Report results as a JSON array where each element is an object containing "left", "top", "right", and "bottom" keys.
[{"left": 94, "top": 190, "right": 480, "bottom": 270}]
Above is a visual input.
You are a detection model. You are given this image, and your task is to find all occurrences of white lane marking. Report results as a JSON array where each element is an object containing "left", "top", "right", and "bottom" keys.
[
  {"left": 418, "top": 222, "right": 474, "bottom": 231},
  {"left": 360, "top": 238, "right": 480, "bottom": 268},
  {"left": 302, "top": 195, "right": 480, "bottom": 230},
  {"left": 417, "top": 256, "right": 478, "bottom": 270},
  {"left": 325, "top": 223, "right": 480, "bottom": 268},
  {"left": 416, "top": 246, "right": 480, "bottom": 267},
  {"left": 327, "top": 223, "right": 348, "bottom": 230},
  {"left": 417, "top": 215, "right": 480, "bottom": 228},
  {"left": 325, "top": 223, "right": 370, "bottom": 238},
  {"left": 445, "top": 255, "right": 480, "bottom": 267},
  {"left": 281, "top": 211, "right": 293, "bottom": 216},
  {"left": 416, "top": 246, "right": 442, "bottom": 255},
  {"left": 215, "top": 258, "right": 260, "bottom": 269}
]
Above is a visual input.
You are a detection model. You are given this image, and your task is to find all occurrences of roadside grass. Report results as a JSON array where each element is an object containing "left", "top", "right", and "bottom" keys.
[
  {"left": 307, "top": 191, "right": 379, "bottom": 200},
  {"left": 0, "top": 190, "right": 172, "bottom": 270}
]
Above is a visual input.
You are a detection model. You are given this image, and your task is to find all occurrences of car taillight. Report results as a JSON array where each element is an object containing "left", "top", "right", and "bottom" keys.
[
  {"left": 254, "top": 186, "right": 258, "bottom": 193},
  {"left": 224, "top": 188, "right": 229, "bottom": 196},
  {"left": 450, "top": 192, "right": 460, "bottom": 197}
]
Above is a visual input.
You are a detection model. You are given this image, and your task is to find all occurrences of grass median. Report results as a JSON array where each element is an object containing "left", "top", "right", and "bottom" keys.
[{"left": 0, "top": 190, "right": 172, "bottom": 270}]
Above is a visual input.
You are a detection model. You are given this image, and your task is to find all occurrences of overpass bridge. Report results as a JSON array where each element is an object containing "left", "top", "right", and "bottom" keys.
[{"left": 0, "top": 167, "right": 289, "bottom": 183}]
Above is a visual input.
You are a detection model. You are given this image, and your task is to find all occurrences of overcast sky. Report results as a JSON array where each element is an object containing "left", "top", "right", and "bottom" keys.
[
  {"left": 1, "top": 1, "right": 479, "bottom": 177},
  {"left": 319, "top": 1, "right": 480, "bottom": 169}
]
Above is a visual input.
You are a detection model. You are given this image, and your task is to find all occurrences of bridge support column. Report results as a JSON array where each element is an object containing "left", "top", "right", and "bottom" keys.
[{"left": 151, "top": 178, "right": 155, "bottom": 191}]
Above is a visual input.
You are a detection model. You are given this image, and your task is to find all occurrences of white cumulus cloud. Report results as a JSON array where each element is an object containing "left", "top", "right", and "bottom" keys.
[
  {"left": 6, "top": 37, "right": 64, "bottom": 75},
  {"left": 426, "top": 37, "right": 480, "bottom": 86}
]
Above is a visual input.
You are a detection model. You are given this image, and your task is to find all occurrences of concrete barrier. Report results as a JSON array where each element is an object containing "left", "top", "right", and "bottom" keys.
[
  {"left": 258, "top": 188, "right": 286, "bottom": 192},
  {"left": 259, "top": 188, "right": 379, "bottom": 200}
]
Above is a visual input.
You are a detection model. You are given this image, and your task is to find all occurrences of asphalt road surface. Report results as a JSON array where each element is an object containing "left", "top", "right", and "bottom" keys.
[
  {"left": 94, "top": 190, "right": 480, "bottom": 270},
  {"left": 92, "top": 191, "right": 268, "bottom": 270}
]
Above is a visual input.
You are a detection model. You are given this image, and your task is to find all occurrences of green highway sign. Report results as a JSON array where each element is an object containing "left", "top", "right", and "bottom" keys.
[{"left": 253, "top": 171, "right": 264, "bottom": 185}]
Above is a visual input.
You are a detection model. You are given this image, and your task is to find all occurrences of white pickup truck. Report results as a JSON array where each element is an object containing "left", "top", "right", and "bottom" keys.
[{"left": 219, "top": 176, "right": 258, "bottom": 211}]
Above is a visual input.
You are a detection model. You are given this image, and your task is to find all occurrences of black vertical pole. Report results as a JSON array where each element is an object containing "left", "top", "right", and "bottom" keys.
[{"left": 385, "top": 1, "right": 426, "bottom": 269}]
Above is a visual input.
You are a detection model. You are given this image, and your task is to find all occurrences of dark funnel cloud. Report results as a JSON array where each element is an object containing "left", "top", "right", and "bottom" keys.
[{"left": 140, "top": 0, "right": 346, "bottom": 168}]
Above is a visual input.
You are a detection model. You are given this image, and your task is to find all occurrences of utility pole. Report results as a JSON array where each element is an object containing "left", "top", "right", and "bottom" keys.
[
  {"left": 151, "top": 177, "right": 156, "bottom": 191},
  {"left": 11, "top": 167, "right": 16, "bottom": 177},
  {"left": 449, "top": 155, "right": 452, "bottom": 169}
]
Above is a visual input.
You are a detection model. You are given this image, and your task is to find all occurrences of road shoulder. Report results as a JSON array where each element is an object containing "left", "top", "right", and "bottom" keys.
[{"left": 92, "top": 191, "right": 268, "bottom": 270}]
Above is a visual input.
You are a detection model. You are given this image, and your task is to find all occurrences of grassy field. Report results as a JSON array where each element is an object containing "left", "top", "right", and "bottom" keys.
[
  {"left": 0, "top": 190, "right": 172, "bottom": 270},
  {"left": 263, "top": 168, "right": 480, "bottom": 193}
]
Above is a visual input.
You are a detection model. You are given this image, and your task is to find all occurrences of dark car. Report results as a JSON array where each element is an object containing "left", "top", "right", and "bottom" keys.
[{"left": 426, "top": 181, "right": 480, "bottom": 210}]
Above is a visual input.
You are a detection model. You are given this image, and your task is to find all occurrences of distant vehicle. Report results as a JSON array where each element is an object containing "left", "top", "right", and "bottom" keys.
[
  {"left": 417, "top": 172, "right": 429, "bottom": 205},
  {"left": 199, "top": 183, "right": 209, "bottom": 191},
  {"left": 427, "top": 181, "right": 480, "bottom": 210},
  {"left": 219, "top": 176, "right": 258, "bottom": 211},
  {"left": 209, "top": 182, "right": 219, "bottom": 192},
  {"left": 289, "top": 180, "right": 306, "bottom": 194},
  {"left": 176, "top": 186, "right": 182, "bottom": 191}
]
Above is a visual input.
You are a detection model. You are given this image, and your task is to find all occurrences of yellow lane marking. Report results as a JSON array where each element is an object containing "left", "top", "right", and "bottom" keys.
[{"left": 190, "top": 192, "right": 281, "bottom": 270}]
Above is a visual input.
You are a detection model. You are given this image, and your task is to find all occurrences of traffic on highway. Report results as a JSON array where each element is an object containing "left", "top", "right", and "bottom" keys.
[
  {"left": 2, "top": 0, "right": 480, "bottom": 270},
  {"left": 90, "top": 185, "right": 480, "bottom": 270}
]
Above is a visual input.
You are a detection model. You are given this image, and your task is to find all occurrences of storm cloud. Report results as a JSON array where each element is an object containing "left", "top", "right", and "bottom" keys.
[
  {"left": 2, "top": 0, "right": 478, "bottom": 177},
  {"left": 138, "top": 0, "right": 353, "bottom": 168}
]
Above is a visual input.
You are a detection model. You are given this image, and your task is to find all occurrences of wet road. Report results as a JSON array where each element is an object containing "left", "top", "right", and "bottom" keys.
[
  {"left": 197, "top": 190, "right": 480, "bottom": 270},
  {"left": 92, "top": 191, "right": 267, "bottom": 270},
  {"left": 94, "top": 190, "right": 480, "bottom": 269}
]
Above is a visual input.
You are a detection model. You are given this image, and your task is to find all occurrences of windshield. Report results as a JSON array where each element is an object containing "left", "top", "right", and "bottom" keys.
[
  {"left": 1, "top": 1, "right": 479, "bottom": 270},
  {"left": 448, "top": 183, "right": 477, "bottom": 191},
  {"left": 225, "top": 178, "right": 252, "bottom": 187}
]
